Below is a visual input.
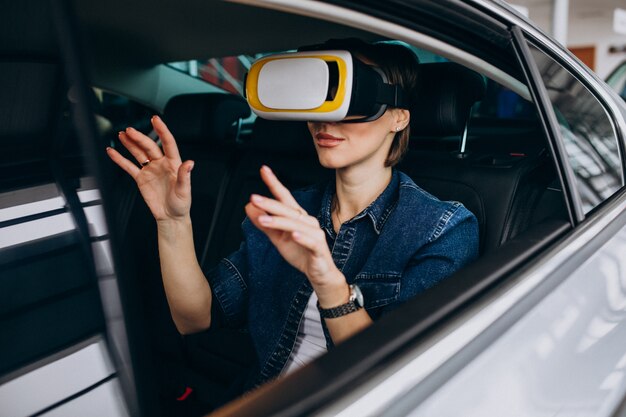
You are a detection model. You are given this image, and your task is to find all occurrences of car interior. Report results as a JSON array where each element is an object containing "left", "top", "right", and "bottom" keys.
[{"left": 2, "top": 0, "right": 577, "bottom": 416}]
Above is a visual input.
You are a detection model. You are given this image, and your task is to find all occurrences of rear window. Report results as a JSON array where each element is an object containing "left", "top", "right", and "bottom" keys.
[
  {"left": 169, "top": 54, "right": 269, "bottom": 96},
  {"left": 170, "top": 44, "right": 534, "bottom": 123}
]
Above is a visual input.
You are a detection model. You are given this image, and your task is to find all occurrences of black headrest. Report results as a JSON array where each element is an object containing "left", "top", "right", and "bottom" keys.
[
  {"left": 163, "top": 93, "right": 251, "bottom": 144},
  {"left": 412, "top": 63, "right": 486, "bottom": 136},
  {"left": 249, "top": 118, "right": 316, "bottom": 154}
]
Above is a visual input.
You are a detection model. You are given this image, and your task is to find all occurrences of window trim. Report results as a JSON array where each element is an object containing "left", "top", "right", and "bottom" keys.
[{"left": 510, "top": 26, "right": 582, "bottom": 224}]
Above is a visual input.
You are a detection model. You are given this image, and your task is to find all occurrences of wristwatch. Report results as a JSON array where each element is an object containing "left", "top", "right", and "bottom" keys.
[{"left": 318, "top": 284, "right": 364, "bottom": 318}]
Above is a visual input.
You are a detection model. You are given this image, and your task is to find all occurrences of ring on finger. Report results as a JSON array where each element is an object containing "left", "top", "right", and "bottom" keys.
[{"left": 140, "top": 159, "right": 151, "bottom": 167}]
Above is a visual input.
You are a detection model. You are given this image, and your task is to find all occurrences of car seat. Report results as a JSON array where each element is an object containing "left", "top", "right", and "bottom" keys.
[{"left": 400, "top": 62, "right": 567, "bottom": 255}]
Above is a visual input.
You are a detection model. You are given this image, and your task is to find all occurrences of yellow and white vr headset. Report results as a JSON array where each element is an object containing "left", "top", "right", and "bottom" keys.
[{"left": 244, "top": 50, "right": 409, "bottom": 122}]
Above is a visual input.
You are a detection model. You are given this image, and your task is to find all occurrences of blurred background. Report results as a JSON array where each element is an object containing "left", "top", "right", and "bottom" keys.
[{"left": 507, "top": 0, "right": 626, "bottom": 79}]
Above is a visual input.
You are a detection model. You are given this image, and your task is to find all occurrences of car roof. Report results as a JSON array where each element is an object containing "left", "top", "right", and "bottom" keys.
[
  {"left": 73, "top": 0, "right": 543, "bottom": 66},
  {"left": 73, "top": 0, "right": 531, "bottom": 110},
  {"left": 73, "top": 0, "right": 383, "bottom": 67}
]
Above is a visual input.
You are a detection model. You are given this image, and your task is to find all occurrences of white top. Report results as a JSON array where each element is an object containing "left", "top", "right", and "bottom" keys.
[{"left": 283, "top": 292, "right": 328, "bottom": 375}]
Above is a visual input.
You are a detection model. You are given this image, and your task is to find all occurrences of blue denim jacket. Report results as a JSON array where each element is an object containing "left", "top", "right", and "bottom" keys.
[{"left": 206, "top": 170, "right": 478, "bottom": 388}]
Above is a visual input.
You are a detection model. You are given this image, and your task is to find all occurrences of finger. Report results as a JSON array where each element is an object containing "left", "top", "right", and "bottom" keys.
[
  {"left": 259, "top": 166, "right": 301, "bottom": 210},
  {"left": 257, "top": 215, "right": 323, "bottom": 239},
  {"left": 151, "top": 115, "right": 181, "bottom": 163},
  {"left": 175, "top": 160, "right": 194, "bottom": 199},
  {"left": 124, "top": 126, "right": 164, "bottom": 161},
  {"left": 106, "top": 147, "right": 140, "bottom": 178},
  {"left": 245, "top": 203, "right": 283, "bottom": 239},
  {"left": 250, "top": 194, "right": 318, "bottom": 227},
  {"left": 118, "top": 131, "right": 151, "bottom": 164},
  {"left": 291, "top": 230, "right": 327, "bottom": 255}
]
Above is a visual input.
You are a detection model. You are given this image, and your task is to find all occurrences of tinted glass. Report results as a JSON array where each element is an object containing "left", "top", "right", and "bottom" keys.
[
  {"left": 606, "top": 61, "right": 626, "bottom": 101},
  {"left": 169, "top": 55, "right": 265, "bottom": 95},
  {"left": 529, "top": 43, "right": 623, "bottom": 213}
]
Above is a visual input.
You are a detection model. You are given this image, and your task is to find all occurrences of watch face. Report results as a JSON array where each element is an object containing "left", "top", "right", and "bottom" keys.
[{"left": 351, "top": 284, "right": 364, "bottom": 308}]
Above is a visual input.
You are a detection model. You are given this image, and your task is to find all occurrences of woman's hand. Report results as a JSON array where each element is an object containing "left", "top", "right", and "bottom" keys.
[
  {"left": 246, "top": 166, "right": 349, "bottom": 306},
  {"left": 106, "top": 116, "right": 194, "bottom": 222}
]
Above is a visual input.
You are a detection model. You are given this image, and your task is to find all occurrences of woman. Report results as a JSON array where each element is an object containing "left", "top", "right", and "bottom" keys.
[{"left": 106, "top": 40, "right": 479, "bottom": 390}]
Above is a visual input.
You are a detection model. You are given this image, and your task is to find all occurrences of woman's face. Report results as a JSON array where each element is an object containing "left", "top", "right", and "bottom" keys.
[
  {"left": 307, "top": 108, "right": 406, "bottom": 170},
  {"left": 307, "top": 54, "right": 410, "bottom": 171}
]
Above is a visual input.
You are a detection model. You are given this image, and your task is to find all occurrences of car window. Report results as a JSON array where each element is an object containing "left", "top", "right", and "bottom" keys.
[
  {"left": 606, "top": 61, "right": 626, "bottom": 101},
  {"left": 95, "top": 89, "right": 154, "bottom": 136},
  {"left": 402, "top": 43, "right": 535, "bottom": 121},
  {"left": 169, "top": 54, "right": 269, "bottom": 96},
  {"left": 171, "top": 44, "right": 451, "bottom": 96},
  {"left": 171, "top": 45, "right": 534, "bottom": 124},
  {"left": 528, "top": 43, "right": 623, "bottom": 214}
]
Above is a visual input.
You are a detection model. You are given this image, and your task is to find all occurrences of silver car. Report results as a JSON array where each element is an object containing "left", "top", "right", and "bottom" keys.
[{"left": 2, "top": 0, "right": 626, "bottom": 416}]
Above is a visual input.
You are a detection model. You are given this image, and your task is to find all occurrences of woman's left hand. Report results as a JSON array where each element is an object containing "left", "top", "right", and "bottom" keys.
[{"left": 245, "top": 166, "right": 348, "bottom": 301}]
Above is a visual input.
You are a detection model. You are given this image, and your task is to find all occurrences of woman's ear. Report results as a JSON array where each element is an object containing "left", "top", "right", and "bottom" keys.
[{"left": 392, "top": 109, "right": 410, "bottom": 131}]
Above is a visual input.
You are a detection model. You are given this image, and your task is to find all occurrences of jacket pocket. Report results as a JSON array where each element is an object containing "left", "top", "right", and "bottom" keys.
[{"left": 354, "top": 273, "right": 400, "bottom": 309}]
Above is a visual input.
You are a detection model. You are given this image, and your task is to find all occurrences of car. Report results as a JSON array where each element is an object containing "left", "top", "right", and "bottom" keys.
[{"left": 2, "top": 0, "right": 626, "bottom": 416}]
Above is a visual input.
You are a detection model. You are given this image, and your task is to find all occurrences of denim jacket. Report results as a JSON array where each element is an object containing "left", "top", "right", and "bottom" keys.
[{"left": 206, "top": 170, "right": 478, "bottom": 388}]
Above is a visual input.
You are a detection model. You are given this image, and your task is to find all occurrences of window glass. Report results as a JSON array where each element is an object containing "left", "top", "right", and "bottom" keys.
[
  {"left": 528, "top": 43, "right": 623, "bottom": 213},
  {"left": 169, "top": 44, "right": 535, "bottom": 121},
  {"left": 606, "top": 61, "right": 626, "bottom": 101},
  {"left": 169, "top": 53, "right": 272, "bottom": 96},
  {"left": 473, "top": 81, "right": 536, "bottom": 120},
  {"left": 402, "top": 43, "right": 535, "bottom": 121},
  {"left": 94, "top": 89, "right": 154, "bottom": 138}
]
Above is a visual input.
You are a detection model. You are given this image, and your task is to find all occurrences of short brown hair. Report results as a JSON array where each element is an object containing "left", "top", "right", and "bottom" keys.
[{"left": 341, "top": 40, "right": 420, "bottom": 166}]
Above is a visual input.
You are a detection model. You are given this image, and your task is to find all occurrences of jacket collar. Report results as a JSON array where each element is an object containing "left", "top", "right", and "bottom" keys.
[{"left": 318, "top": 169, "right": 400, "bottom": 236}]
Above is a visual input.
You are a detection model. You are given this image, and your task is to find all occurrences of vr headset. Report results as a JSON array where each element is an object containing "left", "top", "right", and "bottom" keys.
[{"left": 244, "top": 50, "right": 409, "bottom": 123}]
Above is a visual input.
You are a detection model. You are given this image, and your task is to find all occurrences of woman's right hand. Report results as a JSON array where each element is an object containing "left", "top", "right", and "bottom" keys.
[{"left": 106, "top": 115, "right": 194, "bottom": 222}]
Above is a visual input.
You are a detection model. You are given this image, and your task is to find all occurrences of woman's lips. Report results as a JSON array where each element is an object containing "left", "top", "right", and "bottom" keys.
[{"left": 315, "top": 132, "right": 344, "bottom": 147}]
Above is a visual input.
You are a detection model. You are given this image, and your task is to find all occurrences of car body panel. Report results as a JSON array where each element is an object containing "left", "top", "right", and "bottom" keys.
[{"left": 408, "top": 214, "right": 626, "bottom": 416}]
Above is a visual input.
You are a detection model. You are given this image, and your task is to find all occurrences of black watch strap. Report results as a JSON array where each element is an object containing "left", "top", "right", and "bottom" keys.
[
  {"left": 317, "top": 284, "right": 364, "bottom": 318},
  {"left": 317, "top": 301, "right": 360, "bottom": 318}
]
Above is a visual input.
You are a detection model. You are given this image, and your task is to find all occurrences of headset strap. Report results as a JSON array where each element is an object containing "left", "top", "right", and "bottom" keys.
[{"left": 377, "top": 84, "right": 409, "bottom": 109}]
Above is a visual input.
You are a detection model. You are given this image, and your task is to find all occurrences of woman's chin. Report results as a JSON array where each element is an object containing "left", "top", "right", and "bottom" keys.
[{"left": 317, "top": 155, "right": 348, "bottom": 170}]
